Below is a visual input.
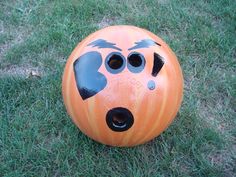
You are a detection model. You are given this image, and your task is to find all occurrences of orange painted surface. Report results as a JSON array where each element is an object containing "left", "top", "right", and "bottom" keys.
[{"left": 62, "top": 25, "right": 183, "bottom": 147}]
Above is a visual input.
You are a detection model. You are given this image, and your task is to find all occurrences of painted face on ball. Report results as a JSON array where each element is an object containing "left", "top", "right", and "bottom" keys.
[
  {"left": 62, "top": 26, "right": 183, "bottom": 147},
  {"left": 73, "top": 37, "right": 164, "bottom": 132}
]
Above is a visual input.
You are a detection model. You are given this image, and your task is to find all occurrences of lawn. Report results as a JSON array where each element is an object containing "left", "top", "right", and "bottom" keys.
[{"left": 0, "top": 0, "right": 235, "bottom": 176}]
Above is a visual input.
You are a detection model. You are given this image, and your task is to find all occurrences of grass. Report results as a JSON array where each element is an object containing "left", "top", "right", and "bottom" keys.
[{"left": 0, "top": 0, "right": 235, "bottom": 176}]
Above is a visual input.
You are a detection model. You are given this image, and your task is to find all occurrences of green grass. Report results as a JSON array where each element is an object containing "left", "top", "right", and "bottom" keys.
[{"left": 0, "top": 0, "right": 235, "bottom": 176}]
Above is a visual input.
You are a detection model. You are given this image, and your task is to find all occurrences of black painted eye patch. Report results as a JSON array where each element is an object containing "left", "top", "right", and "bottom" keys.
[{"left": 73, "top": 51, "right": 107, "bottom": 100}]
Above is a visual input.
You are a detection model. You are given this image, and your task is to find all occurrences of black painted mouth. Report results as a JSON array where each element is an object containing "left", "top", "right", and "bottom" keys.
[{"left": 106, "top": 107, "right": 134, "bottom": 132}]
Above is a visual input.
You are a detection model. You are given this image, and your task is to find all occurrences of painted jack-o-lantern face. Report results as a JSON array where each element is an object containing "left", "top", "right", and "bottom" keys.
[{"left": 62, "top": 26, "right": 183, "bottom": 147}]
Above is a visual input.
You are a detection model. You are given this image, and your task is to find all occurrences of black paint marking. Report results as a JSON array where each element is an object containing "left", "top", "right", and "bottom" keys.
[
  {"left": 147, "top": 80, "right": 156, "bottom": 90},
  {"left": 128, "top": 39, "right": 161, "bottom": 50},
  {"left": 73, "top": 51, "right": 107, "bottom": 100},
  {"left": 152, "top": 53, "right": 164, "bottom": 77},
  {"left": 127, "top": 52, "right": 145, "bottom": 73},
  {"left": 105, "top": 52, "right": 126, "bottom": 74},
  {"left": 88, "top": 39, "right": 122, "bottom": 51},
  {"left": 106, "top": 107, "right": 134, "bottom": 132}
]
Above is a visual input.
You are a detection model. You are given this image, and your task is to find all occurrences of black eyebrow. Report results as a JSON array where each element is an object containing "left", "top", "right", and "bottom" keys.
[
  {"left": 88, "top": 39, "right": 122, "bottom": 51},
  {"left": 128, "top": 39, "right": 161, "bottom": 50}
]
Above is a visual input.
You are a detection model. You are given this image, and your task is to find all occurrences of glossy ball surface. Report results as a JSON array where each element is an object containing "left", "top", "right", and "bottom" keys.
[{"left": 62, "top": 26, "right": 183, "bottom": 147}]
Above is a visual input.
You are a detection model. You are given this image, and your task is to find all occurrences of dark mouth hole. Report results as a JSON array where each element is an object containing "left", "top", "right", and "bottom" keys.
[
  {"left": 107, "top": 54, "right": 124, "bottom": 69},
  {"left": 128, "top": 54, "right": 142, "bottom": 67},
  {"left": 112, "top": 113, "right": 127, "bottom": 128},
  {"left": 106, "top": 107, "right": 134, "bottom": 132}
]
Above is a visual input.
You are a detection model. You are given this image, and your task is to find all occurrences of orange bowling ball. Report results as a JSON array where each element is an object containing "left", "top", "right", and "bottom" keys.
[{"left": 62, "top": 25, "right": 183, "bottom": 147}]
